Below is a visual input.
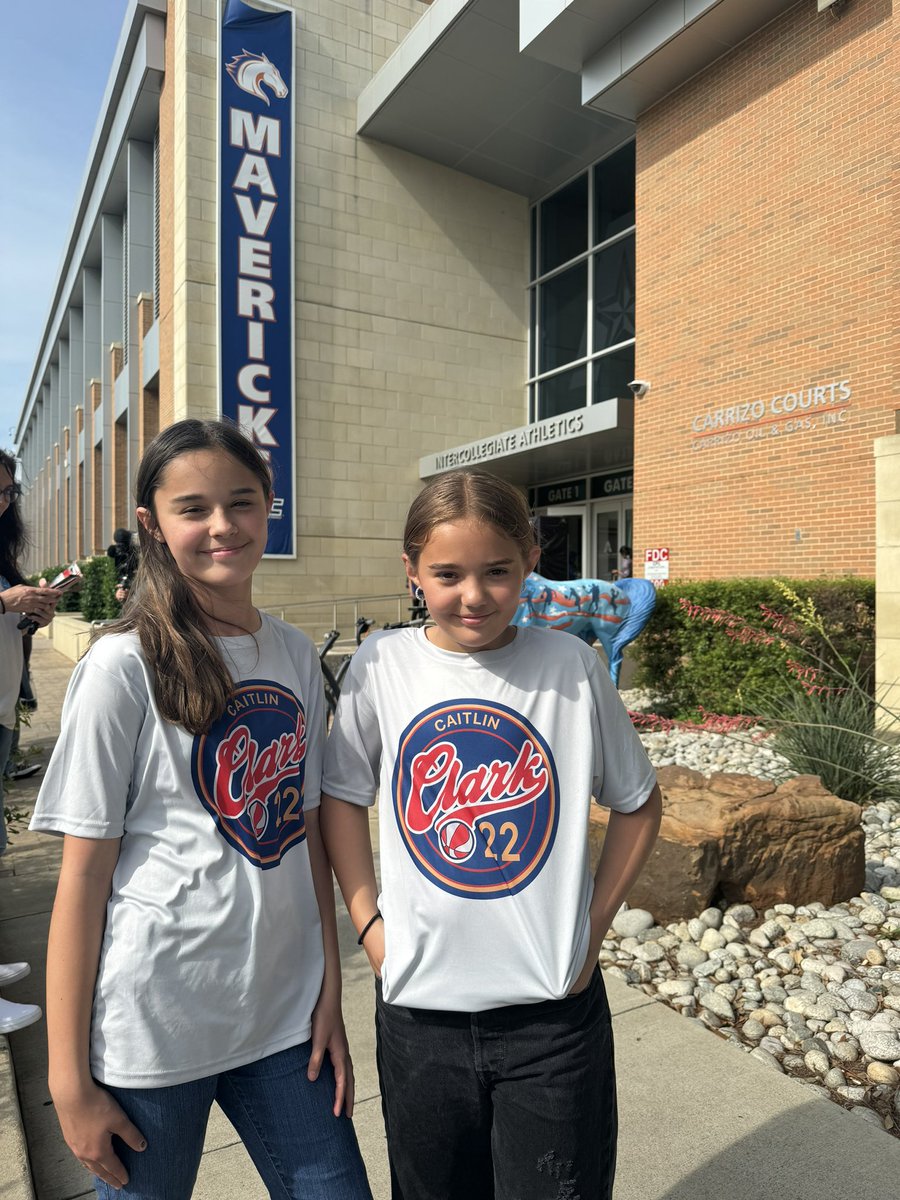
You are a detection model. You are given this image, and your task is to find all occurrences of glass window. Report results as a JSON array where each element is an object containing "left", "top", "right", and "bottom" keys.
[
  {"left": 529, "top": 142, "right": 635, "bottom": 421},
  {"left": 540, "top": 174, "right": 588, "bottom": 274},
  {"left": 539, "top": 262, "right": 587, "bottom": 374},
  {"left": 594, "top": 142, "right": 635, "bottom": 244},
  {"left": 528, "top": 288, "right": 536, "bottom": 378},
  {"left": 593, "top": 235, "right": 635, "bottom": 352},
  {"left": 538, "top": 366, "right": 586, "bottom": 420},
  {"left": 592, "top": 345, "right": 635, "bottom": 405}
]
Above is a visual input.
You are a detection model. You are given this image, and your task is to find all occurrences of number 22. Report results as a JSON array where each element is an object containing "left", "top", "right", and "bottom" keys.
[{"left": 478, "top": 820, "right": 521, "bottom": 862}]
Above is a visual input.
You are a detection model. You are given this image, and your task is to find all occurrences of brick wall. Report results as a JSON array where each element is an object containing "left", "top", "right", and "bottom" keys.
[
  {"left": 634, "top": 0, "right": 895, "bottom": 580},
  {"left": 875, "top": 432, "right": 900, "bottom": 723},
  {"left": 136, "top": 294, "right": 159, "bottom": 457}
]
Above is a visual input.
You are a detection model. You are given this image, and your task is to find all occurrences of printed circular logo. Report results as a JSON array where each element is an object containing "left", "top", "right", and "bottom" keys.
[
  {"left": 392, "top": 700, "right": 559, "bottom": 898},
  {"left": 191, "top": 681, "right": 308, "bottom": 869}
]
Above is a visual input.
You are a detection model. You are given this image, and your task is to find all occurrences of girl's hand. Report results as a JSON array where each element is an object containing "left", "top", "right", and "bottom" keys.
[
  {"left": 52, "top": 1078, "right": 146, "bottom": 1189},
  {"left": 309, "top": 989, "right": 355, "bottom": 1118},
  {"left": 568, "top": 913, "right": 599, "bottom": 995},
  {"left": 2, "top": 583, "right": 59, "bottom": 625},
  {"left": 571, "top": 787, "right": 663, "bottom": 997},
  {"left": 361, "top": 918, "right": 385, "bottom": 979},
  {"left": 569, "top": 952, "right": 597, "bottom": 995}
]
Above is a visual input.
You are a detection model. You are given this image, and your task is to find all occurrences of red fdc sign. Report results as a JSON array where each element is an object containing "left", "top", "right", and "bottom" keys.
[{"left": 643, "top": 547, "right": 670, "bottom": 587}]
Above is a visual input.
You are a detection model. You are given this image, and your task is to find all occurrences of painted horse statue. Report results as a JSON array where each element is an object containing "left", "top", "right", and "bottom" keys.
[{"left": 513, "top": 573, "right": 657, "bottom": 687}]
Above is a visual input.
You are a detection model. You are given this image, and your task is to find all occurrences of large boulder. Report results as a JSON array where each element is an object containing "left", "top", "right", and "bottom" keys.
[{"left": 589, "top": 767, "right": 864, "bottom": 924}]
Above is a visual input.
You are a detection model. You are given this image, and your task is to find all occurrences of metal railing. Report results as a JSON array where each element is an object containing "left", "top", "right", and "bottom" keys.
[{"left": 259, "top": 592, "right": 420, "bottom": 640}]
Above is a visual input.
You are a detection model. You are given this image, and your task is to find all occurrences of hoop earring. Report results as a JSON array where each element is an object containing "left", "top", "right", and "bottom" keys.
[{"left": 414, "top": 586, "right": 425, "bottom": 601}]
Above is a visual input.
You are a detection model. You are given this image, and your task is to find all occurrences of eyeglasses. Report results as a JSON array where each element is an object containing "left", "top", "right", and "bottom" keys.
[{"left": 0, "top": 484, "right": 22, "bottom": 504}]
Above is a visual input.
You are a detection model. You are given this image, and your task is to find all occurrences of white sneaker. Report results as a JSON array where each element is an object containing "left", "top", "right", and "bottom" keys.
[
  {"left": 0, "top": 962, "right": 31, "bottom": 987},
  {"left": 0, "top": 997, "right": 42, "bottom": 1033}
]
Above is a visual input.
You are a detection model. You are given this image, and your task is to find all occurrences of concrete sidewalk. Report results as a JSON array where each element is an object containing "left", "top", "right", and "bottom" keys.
[{"left": 2, "top": 637, "right": 900, "bottom": 1199}]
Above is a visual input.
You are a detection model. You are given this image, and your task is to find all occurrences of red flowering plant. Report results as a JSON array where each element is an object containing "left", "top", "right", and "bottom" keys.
[{"left": 630, "top": 580, "right": 897, "bottom": 807}]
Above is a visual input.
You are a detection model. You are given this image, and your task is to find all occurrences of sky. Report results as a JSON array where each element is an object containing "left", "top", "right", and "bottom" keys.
[{"left": 0, "top": 0, "right": 130, "bottom": 449}]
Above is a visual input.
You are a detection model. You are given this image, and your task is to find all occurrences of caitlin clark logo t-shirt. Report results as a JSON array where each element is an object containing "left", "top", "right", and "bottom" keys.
[
  {"left": 324, "top": 625, "right": 656, "bottom": 1012},
  {"left": 31, "top": 616, "right": 328, "bottom": 1086}
]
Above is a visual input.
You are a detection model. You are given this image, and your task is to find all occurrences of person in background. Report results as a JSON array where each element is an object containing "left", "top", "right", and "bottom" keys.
[
  {"left": 618, "top": 544, "right": 633, "bottom": 579},
  {"left": 107, "top": 528, "right": 139, "bottom": 605},
  {"left": 5, "top": 635, "right": 41, "bottom": 782},
  {"left": 0, "top": 448, "right": 57, "bottom": 1032}
]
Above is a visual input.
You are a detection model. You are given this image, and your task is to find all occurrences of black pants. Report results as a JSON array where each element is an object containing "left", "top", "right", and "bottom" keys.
[{"left": 375, "top": 968, "right": 617, "bottom": 1200}]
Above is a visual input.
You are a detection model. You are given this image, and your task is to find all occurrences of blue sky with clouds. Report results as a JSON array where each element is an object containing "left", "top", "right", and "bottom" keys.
[{"left": 0, "top": 1, "right": 129, "bottom": 448}]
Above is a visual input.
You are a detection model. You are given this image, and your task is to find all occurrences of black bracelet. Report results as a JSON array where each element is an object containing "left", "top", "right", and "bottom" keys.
[{"left": 357, "top": 912, "right": 383, "bottom": 946}]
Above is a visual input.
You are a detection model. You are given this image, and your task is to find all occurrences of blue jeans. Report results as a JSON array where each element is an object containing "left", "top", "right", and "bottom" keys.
[
  {"left": 0, "top": 723, "right": 14, "bottom": 855},
  {"left": 375, "top": 967, "right": 617, "bottom": 1200},
  {"left": 93, "top": 1041, "right": 372, "bottom": 1200}
]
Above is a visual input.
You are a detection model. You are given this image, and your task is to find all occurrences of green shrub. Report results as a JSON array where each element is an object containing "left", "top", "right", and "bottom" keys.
[
  {"left": 630, "top": 577, "right": 875, "bottom": 720},
  {"left": 79, "top": 556, "right": 119, "bottom": 622},
  {"left": 630, "top": 577, "right": 895, "bottom": 806}
]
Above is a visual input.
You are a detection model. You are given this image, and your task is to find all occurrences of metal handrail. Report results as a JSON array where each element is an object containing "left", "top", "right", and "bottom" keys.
[{"left": 259, "top": 592, "right": 414, "bottom": 629}]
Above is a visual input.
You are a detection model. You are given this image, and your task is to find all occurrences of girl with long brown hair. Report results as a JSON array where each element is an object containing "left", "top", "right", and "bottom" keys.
[{"left": 32, "top": 421, "right": 371, "bottom": 1200}]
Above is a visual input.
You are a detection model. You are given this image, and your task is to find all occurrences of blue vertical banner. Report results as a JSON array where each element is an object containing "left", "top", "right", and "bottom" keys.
[{"left": 220, "top": 0, "right": 295, "bottom": 556}]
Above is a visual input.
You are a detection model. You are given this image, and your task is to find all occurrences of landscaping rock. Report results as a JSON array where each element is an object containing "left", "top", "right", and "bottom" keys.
[{"left": 589, "top": 767, "right": 864, "bottom": 923}]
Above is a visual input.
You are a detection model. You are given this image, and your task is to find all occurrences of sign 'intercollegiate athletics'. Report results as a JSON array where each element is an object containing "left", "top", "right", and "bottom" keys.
[{"left": 219, "top": 0, "right": 295, "bottom": 556}]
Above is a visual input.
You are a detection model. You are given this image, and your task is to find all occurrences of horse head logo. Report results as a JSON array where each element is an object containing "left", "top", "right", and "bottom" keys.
[{"left": 226, "top": 50, "right": 289, "bottom": 106}]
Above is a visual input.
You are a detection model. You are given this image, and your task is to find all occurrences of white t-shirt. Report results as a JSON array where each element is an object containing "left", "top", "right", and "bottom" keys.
[
  {"left": 323, "top": 626, "right": 656, "bottom": 1011},
  {"left": 31, "top": 614, "right": 326, "bottom": 1087},
  {"left": 0, "top": 575, "right": 24, "bottom": 730}
]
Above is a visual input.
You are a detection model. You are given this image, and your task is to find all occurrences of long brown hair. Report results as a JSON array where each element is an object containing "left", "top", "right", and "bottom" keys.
[
  {"left": 105, "top": 420, "right": 273, "bottom": 734},
  {"left": 0, "top": 449, "right": 27, "bottom": 586},
  {"left": 403, "top": 470, "right": 537, "bottom": 567}
]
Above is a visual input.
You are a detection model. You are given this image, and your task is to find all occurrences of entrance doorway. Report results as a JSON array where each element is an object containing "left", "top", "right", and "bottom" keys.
[{"left": 534, "top": 500, "right": 632, "bottom": 580}]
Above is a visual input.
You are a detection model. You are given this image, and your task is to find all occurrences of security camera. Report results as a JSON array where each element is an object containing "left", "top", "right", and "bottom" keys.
[{"left": 628, "top": 380, "right": 651, "bottom": 399}]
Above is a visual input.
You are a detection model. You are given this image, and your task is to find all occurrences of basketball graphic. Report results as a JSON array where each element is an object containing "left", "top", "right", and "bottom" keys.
[
  {"left": 437, "top": 819, "right": 476, "bottom": 864},
  {"left": 392, "top": 699, "right": 559, "bottom": 898},
  {"left": 249, "top": 799, "right": 268, "bottom": 840}
]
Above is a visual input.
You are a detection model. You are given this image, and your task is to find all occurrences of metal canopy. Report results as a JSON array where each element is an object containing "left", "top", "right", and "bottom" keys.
[
  {"left": 358, "top": 0, "right": 635, "bottom": 201},
  {"left": 358, "top": 0, "right": 800, "bottom": 200}
]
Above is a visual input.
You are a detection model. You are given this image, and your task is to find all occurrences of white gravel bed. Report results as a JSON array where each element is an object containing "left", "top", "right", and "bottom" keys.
[
  {"left": 604, "top": 774, "right": 900, "bottom": 1135},
  {"left": 620, "top": 688, "right": 795, "bottom": 781}
]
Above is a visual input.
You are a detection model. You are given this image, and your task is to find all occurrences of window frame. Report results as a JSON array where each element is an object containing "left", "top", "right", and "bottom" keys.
[{"left": 527, "top": 141, "right": 636, "bottom": 425}]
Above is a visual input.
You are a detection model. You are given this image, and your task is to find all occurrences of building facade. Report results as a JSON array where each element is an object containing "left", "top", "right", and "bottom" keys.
[{"left": 14, "top": 0, "right": 897, "bottom": 626}]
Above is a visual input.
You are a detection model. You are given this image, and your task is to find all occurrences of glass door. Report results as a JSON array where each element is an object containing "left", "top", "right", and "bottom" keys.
[
  {"left": 593, "top": 507, "right": 619, "bottom": 580},
  {"left": 533, "top": 501, "right": 632, "bottom": 579},
  {"left": 534, "top": 508, "right": 584, "bottom": 578},
  {"left": 592, "top": 501, "right": 632, "bottom": 579}
]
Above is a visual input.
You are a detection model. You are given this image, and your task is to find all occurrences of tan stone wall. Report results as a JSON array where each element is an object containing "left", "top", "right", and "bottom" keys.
[
  {"left": 88, "top": 380, "right": 103, "bottom": 555},
  {"left": 875, "top": 432, "right": 900, "bottom": 725},
  {"left": 158, "top": 0, "right": 175, "bottom": 428},
  {"left": 169, "top": 0, "right": 528, "bottom": 626},
  {"left": 52, "top": 444, "right": 60, "bottom": 564},
  {"left": 634, "top": 0, "right": 895, "bottom": 581},
  {"left": 136, "top": 294, "right": 160, "bottom": 457}
]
